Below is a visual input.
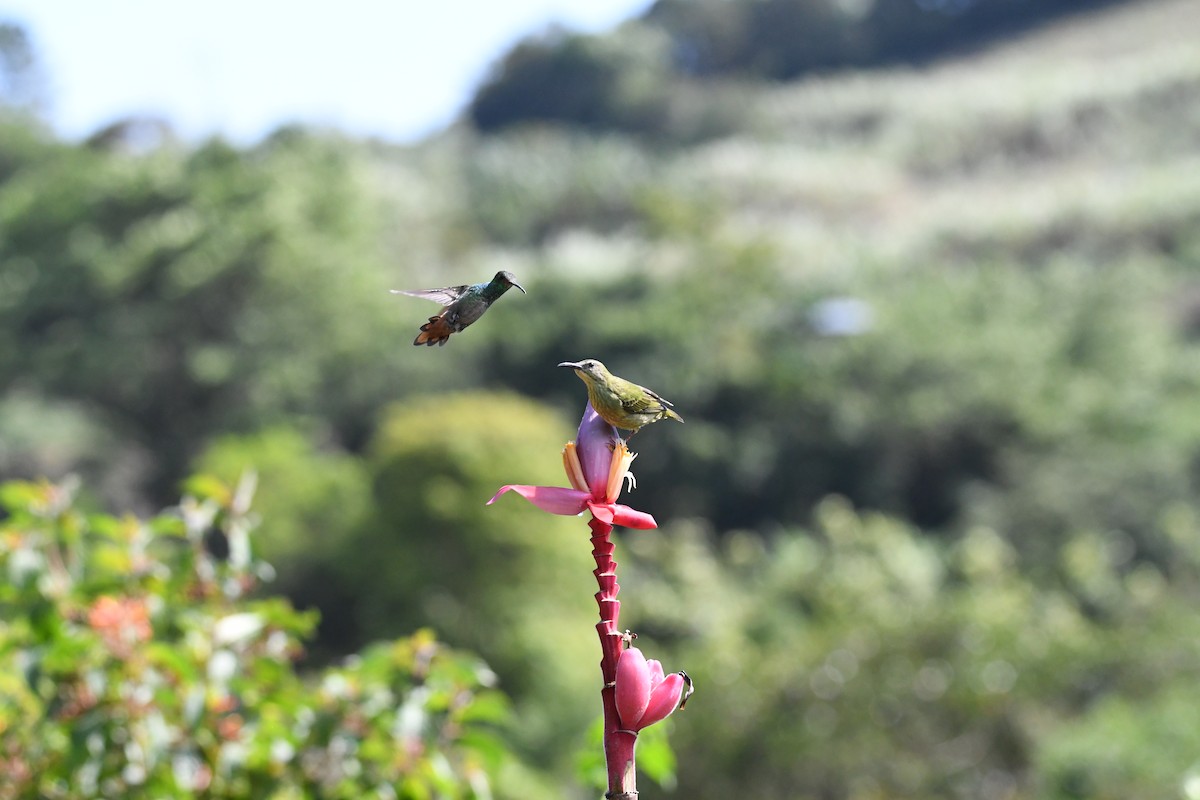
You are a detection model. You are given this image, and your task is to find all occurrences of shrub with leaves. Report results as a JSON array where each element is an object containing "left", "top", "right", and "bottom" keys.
[{"left": 0, "top": 476, "right": 512, "bottom": 799}]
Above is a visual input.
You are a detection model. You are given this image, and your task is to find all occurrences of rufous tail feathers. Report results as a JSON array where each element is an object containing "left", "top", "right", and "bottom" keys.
[{"left": 414, "top": 315, "right": 454, "bottom": 346}]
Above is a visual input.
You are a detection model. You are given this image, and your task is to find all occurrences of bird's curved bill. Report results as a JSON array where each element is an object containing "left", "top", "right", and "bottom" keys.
[
  {"left": 557, "top": 361, "right": 583, "bottom": 369},
  {"left": 512, "top": 282, "right": 527, "bottom": 294}
]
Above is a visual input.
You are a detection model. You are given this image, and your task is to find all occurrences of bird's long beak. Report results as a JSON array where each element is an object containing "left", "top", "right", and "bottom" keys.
[
  {"left": 558, "top": 361, "right": 582, "bottom": 370},
  {"left": 512, "top": 282, "right": 527, "bottom": 294}
]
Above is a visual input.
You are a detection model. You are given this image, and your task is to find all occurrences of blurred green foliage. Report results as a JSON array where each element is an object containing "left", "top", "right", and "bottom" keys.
[
  {"left": 345, "top": 393, "right": 601, "bottom": 768},
  {"left": 192, "top": 427, "right": 371, "bottom": 658},
  {"left": 4, "top": 0, "right": 1200, "bottom": 796},
  {"left": 0, "top": 477, "right": 513, "bottom": 798},
  {"left": 619, "top": 500, "right": 1200, "bottom": 798}
]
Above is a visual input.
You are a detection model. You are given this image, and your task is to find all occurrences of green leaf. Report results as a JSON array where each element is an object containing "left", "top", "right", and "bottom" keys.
[
  {"left": 573, "top": 716, "right": 607, "bottom": 792},
  {"left": 457, "top": 689, "right": 512, "bottom": 725},
  {"left": 457, "top": 728, "right": 511, "bottom": 767},
  {"left": 632, "top": 723, "right": 677, "bottom": 789},
  {"left": 181, "top": 474, "right": 233, "bottom": 505},
  {"left": 0, "top": 481, "right": 44, "bottom": 513}
]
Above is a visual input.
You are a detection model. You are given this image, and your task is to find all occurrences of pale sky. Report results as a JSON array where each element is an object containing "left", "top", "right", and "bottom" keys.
[{"left": 1, "top": 0, "right": 653, "bottom": 144}]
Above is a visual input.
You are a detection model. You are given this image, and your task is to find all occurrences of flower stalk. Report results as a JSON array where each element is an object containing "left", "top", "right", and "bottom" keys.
[
  {"left": 489, "top": 401, "right": 690, "bottom": 797},
  {"left": 591, "top": 513, "right": 638, "bottom": 797}
]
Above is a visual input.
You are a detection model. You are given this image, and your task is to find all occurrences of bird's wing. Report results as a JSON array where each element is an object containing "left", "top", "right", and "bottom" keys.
[
  {"left": 621, "top": 383, "right": 674, "bottom": 414},
  {"left": 645, "top": 387, "right": 675, "bottom": 408},
  {"left": 390, "top": 284, "right": 470, "bottom": 306}
]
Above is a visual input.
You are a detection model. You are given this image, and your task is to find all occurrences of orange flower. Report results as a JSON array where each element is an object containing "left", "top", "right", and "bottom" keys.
[{"left": 87, "top": 595, "right": 152, "bottom": 655}]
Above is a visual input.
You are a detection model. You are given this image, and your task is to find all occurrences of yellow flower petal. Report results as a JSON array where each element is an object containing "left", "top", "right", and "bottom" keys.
[
  {"left": 605, "top": 441, "right": 637, "bottom": 503},
  {"left": 562, "top": 442, "right": 588, "bottom": 493}
]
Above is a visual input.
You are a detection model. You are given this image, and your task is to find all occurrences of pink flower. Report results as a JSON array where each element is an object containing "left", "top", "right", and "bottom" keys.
[
  {"left": 614, "top": 646, "right": 691, "bottom": 732},
  {"left": 487, "top": 402, "right": 657, "bottom": 529}
]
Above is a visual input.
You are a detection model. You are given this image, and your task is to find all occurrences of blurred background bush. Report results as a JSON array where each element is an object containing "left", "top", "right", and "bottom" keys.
[{"left": 3, "top": 0, "right": 1200, "bottom": 796}]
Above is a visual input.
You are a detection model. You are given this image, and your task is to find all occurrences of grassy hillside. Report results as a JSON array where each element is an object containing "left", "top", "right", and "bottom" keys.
[{"left": 382, "top": 0, "right": 1200, "bottom": 268}]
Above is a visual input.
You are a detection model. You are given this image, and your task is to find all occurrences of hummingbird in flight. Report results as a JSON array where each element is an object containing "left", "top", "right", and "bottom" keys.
[
  {"left": 391, "top": 271, "right": 526, "bottom": 346},
  {"left": 559, "top": 359, "right": 684, "bottom": 437}
]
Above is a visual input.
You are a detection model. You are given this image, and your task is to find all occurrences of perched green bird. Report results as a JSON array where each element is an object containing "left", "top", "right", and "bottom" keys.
[
  {"left": 391, "top": 270, "right": 525, "bottom": 346},
  {"left": 559, "top": 359, "right": 684, "bottom": 436}
]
